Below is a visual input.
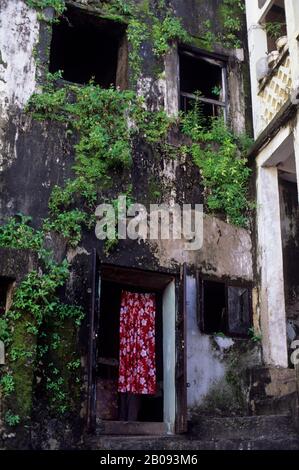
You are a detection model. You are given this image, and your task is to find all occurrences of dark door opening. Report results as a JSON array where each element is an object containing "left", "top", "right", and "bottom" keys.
[
  {"left": 87, "top": 260, "right": 181, "bottom": 434},
  {"left": 278, "top": 175, "right": 299, "bottom": 354},
  {"left": 49, "top": 6, "right": 127, "bottom": 88},
  {"left": 96, "top": 278, "right": 164, "bottom": 424}
]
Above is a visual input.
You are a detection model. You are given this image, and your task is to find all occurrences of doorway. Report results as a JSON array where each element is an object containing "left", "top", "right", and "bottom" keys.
[{"left": 92, "top": 264, "right": 177, "bottom": 435}]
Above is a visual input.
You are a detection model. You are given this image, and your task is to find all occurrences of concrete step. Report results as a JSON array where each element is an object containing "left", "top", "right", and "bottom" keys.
[
  {"left": 189, "top": 414, "right": 299, "bottom": 441},
  {"left": 96, "top": 421, "right": 166, "bottom": 436},
  {"left": 84, "top": 415, "right": 299, "bottom": 450},
  {"left": 84, "top": 435, "right": 299, "bottom": 451},
  {"left": 247, "top": 367, "right": 297, "bottom": 416}
]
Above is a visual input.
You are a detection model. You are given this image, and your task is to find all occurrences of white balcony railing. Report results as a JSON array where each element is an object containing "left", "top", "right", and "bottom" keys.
[{"left": 259, "top": 48, "right": 292, "bottom": 128}]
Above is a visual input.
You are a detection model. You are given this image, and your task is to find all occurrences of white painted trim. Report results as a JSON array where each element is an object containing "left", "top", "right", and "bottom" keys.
[
  {"left": 256, "top": 165, "right": 288, "bottom": 367},
  {"left": 257, "top": 125, "right": 292, "bottom": 167},
  {"left": 96, "top": 276, "right": 176, "bottom": 434},
  {"left": 162, "top": 280, "right": 176, "bottom": 434}
]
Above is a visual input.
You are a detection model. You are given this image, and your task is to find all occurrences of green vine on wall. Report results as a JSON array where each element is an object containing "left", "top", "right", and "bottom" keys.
[
  {"left": 26, "top": 73, "right": 172, "bottom": 246},
  {"left": 0, "top": 217, "right": 84, "bottom": 423},
  {"left": 200, "top": 0, "right": 245, "bottom": 50},
  {"left": 219, "top": 0, "right": 245, "bottom": 49},
  {"left": 0, "top": 74, "right": 172, "bottom": 425},
  {"left": 181, "top": 99, "right": 252, "bottom": 227},
  {"left": 25, "top": 0, "right": 66, "bottom": 16}
]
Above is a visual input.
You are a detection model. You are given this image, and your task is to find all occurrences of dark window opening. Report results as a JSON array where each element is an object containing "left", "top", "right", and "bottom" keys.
[
  {"left": 95, "top": 267, "right": 171, "bottom": 424},
  {"left": 201, "top": 280, "right": 226, "bottom": 334},
  {"left": 263, "top": 1, "right": 286, "bottom": 53},
  {"left": 0, "top": 277, "right": 13, "bottom": 316},
  {"left": 198, "top": 279, "right": 252, "bottom": 337},
  {"left": 49, "top": 6, "right": 127, "bottom": 88},
  {"left": 179, "top": 49, "right": 227, "bottom": 121}
]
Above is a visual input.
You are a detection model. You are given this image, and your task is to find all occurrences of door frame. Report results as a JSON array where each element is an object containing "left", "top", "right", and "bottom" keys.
[{"left": 86, "top": 257, "right": 187, "bottom": 434}]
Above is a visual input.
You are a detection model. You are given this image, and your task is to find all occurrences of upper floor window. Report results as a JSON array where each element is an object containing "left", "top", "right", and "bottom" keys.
[
  {"left": 179, "top": 48, "right": 227, "bottom": 121},
  {"left": 262, "top": 1, "right": 286, "bottom": 53},
  {"left": 49, "top": 6, "right": 127, "bottom": 89}
]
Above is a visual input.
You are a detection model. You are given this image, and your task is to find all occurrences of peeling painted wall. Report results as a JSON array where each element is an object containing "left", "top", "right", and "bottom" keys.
[
  {"left": 150, "top": 214, "right": 253, "bottom": 281},
  {"left": 0, "top": 0, "right": 39, "bottom": 114},
  {"left": 0, "top": 0, "right": 39, "bottom": 173}
]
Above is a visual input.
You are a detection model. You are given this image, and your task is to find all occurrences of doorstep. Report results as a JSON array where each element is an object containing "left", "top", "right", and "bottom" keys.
[{"left": 96, "top": 421, "right": 168, "bottom": 436}]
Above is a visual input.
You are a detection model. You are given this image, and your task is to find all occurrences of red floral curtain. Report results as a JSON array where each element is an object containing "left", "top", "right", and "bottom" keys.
[{"left": 118, "top": 291, "right": 156, "bottom": 395}]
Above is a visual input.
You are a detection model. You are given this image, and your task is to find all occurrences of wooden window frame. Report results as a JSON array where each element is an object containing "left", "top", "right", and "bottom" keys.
[
  {"left": 87, "top": 255, "right": 187, "bottom": 434},
  {"left": 49, "top": 4, "right": 128, "bottom": 90},
  {"left": 179, "top": 46, "right": 228, "bottom": 121},
  {"left": 196, "top": 273, "right": 253, "bottom": 339}
]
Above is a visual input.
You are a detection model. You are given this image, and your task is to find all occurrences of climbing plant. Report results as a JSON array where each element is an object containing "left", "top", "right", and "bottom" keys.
[
  {"left": 0, "top": 229, "right": 84, "bottom": 422},
  {"left": 219, "top": 0, "right": 245, "bottom": 49},
  {"left": 25, "top": 0, "right": 66, "bottom": 16},
  {"left": 180, "top": 97, "right": 252, "bottom": 227},
  {"left": 199, "top": 0, "right": 245, "bottom": 50}
]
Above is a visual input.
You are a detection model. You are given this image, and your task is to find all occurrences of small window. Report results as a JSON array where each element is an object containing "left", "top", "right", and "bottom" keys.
[
  {"left": 0, "top": 277, "right": 13, "bottom": 316},
  {"left": 49, "top": 6, "right": 127, "bottom": 88},
  {"left": 179, "top": 49, "right": 227, "bottom": 120},
  {"left": 198, "top": 278, "right": 252, "bottom": 337}
]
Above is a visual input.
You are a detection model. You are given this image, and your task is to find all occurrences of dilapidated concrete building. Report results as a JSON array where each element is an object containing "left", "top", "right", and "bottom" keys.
[{"left": 0, "top": 0, "right": 298, "bottom": 450}]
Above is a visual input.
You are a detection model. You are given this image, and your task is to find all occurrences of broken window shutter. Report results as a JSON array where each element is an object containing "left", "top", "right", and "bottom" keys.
[
  {"left": 227, "top": 286, "right": 252, "bottom": 336},
  {"left": 196, "top": 271, "right": 204, "bottom": 332},
  {"left": 175, "top": 263, "right": 188, "bottom": 434},
  {"left": 86, "top": 248, "right": 100, "bottom": 432}
]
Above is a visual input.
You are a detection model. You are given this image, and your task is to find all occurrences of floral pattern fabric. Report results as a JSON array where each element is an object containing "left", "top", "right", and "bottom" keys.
[{"left": 118, "top": 291, "right": 156, "bottom": 395}]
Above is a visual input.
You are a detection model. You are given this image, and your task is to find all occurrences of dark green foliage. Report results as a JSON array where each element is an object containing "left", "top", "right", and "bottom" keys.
[
  {"left": 25, "top": 0, "right": 66, "bottom": 16},
  {"left": 181, "top": 99, "right": 252, "bottom": 227},
  {"left": 0, "top": 215, "right": 43, "bottom": 251}
]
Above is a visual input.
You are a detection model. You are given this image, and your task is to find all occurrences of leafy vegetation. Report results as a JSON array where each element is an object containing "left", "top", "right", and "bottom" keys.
[
  {"left": 5, "top": 410, "right": 20, "bottom": 427},
  {"left": 248, "top": 327, "right": 262, "bottom": 343},
  {"left": 264, "top": 21, "right": 286, "bottom": 40},
  {"left": 181, "top": 98, "right": 252, "bottom": 227},
  {"left": 219, "top": 0, "right": 245, "bottom": 49},
  {"left": 152, "top": 14, "right": 191, "bottom": 56},
  {"left": 0, "top": 220, "right": 84, "bottom": 421},
  {"left": 25, "top": 0, "right": 66, "bottom": 16},
  {"left": 199, "top": 0, "right": 245, "bottom": 50}
]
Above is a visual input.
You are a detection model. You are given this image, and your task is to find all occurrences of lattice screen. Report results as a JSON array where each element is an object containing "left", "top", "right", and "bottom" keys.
[{"left": 260, "top": 54, "right": 292, "bottom": 127}]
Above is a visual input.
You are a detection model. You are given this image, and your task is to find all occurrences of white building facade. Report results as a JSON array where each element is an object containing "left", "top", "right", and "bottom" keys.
[{"left": 246, "top": 0, "right": 299, "bottom": 367}]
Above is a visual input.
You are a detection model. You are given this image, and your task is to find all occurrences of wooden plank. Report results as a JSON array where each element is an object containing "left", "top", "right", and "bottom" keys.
[
  {"left": 86, "top": 248, "right": 100, "bottom": 432},
  {"left": 180, "top": 91, "right": 226, "bottom": 107},
  {"left": 175, "top": 263, "right": 188, "bottom": 434},
  {"left": 101, "top": 264, "right": 174, "bottom": 291}
]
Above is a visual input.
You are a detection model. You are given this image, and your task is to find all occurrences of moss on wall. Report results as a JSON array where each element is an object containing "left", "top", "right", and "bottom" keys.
[{"left": 6, "top": 313, "right": 37, "bottom": 421}]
